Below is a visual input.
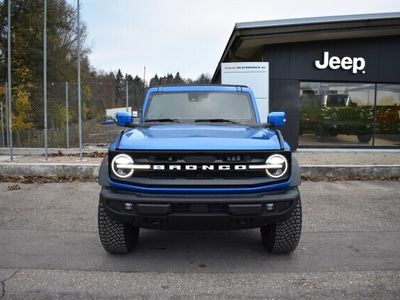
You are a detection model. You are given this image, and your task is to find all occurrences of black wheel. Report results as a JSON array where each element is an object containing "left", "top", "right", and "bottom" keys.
[
  {"left": 357, "top": 134, "right": 372, "bottom": 143},
  {"left": 315, "top": 125, "right": 328, "bottom": 142},
  {"left": 260, "top": 196, "right": 302, "bottom": 254},
  {"left": 98, "top": 200, "right": 139, "bottom": 254}
]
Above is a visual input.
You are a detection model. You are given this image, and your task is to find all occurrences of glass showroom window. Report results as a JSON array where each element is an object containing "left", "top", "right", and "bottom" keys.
[
  {"left": 299, "top": 82, "right": 375, "bottom": 147},
  {"left": 375, "top": 84, "right": 400, "bottom": 147}
]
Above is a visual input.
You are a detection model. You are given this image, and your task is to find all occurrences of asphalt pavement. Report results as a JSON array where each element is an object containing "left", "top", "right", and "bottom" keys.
[{"left": 0, "top": 180, "right": 399, "bottom": 299}]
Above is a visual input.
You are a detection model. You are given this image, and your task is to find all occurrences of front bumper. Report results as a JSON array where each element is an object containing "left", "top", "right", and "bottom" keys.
[
  {"left": 100, "top": 187, "right": 300, "bottom": 230},
  {"left": 321, "top": 121, "right": 372, "bottom": 134}
]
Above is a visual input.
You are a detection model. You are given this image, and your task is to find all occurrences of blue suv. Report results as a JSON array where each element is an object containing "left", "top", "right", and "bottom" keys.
[{"left": 98, "top": 85, "right": 302, "bottom": 254}]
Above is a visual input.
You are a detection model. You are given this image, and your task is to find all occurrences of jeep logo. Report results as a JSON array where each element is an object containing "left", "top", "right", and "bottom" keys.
[{"left": 315, "top": 51, "right": 366, "bottom": 74}]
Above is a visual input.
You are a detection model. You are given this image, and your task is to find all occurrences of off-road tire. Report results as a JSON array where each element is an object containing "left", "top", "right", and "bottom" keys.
[
  {"left": 260, "top": 196, "right": 302, "bottom": 254},
  {"left": 98, "top": 200, "right": 139, "bottom": 254},
  {"left": 357, "top": 134, "right": 372, "bottom": 143},
  {"left": 315, "top": 125, "right": 329, "bottom": 142}
]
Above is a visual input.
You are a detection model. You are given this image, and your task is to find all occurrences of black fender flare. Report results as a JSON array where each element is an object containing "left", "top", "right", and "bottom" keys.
[
  {"left": 290, "top": 156, "right": 301, "bottom": 187},
  {"left": 98, "top": 156, "right": 110, "bottom": 187}
]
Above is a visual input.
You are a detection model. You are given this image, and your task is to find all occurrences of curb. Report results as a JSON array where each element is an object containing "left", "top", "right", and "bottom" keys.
[
  {"left": 0, "top": 163, "right": 100, "bottom": 177},
  {"left": 300, "top": 165, "right": 400, "bottom": 179},
  {"left": 0, "top": 147, "right": 107, "bottom": 156},
  {"left": 1, "top": 163, "right": 400, "bottom": 179}
]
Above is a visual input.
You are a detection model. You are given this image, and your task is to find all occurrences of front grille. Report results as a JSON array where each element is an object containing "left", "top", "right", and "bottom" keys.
[
  {"left": 109, "top": 151, "right": 291, "bottom": 187},
  {"left": 134, "top": 153, "right": 264, "bottom": 164},
  {"left": 129, "top": 152, "right": 268, "bottom": 179},
  {"left": 336, "top": 110, "right": 360, "bottom": 121}
]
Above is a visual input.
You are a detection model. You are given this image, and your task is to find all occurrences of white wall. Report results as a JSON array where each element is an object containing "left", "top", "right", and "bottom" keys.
[{"left": 221, "top": 62, "right": 269, "bottom": 121}]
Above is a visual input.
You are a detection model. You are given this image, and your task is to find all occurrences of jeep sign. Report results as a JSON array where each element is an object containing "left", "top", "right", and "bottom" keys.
[{"left": 315, "top": 51, "right": 366, "bottom": 74}]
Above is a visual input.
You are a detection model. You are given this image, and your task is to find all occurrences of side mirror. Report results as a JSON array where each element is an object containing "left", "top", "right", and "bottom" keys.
[
  {"left": 350, "top": 102, "right": 357, "bottom": 108},
  {"left": 267, "top": 112, "right": 286, "bottom": 127},
  {"left": 101, "top": 119, "right": 115, "bottom": 125},
  {"left": 116, "top": 111, "right": 133, "bottom": 127}
]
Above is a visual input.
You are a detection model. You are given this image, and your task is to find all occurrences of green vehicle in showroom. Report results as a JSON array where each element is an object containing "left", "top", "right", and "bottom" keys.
[{"left": 300, "top": 93, "right": 373, "bottom": 143}]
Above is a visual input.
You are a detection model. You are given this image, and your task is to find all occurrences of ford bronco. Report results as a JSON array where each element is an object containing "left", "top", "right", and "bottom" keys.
[{"left": 98, "top": 85, "right": 302, "bottom": 254}]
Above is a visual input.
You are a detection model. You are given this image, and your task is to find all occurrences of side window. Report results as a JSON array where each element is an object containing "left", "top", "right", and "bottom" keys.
[{"left": 375, "top": 84, "right": 400, "bottom": 146}]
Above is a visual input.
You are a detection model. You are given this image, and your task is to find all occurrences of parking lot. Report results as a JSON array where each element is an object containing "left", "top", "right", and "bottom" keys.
[{"left": 0, "top": 180, "right": 399, "bottom": 299}]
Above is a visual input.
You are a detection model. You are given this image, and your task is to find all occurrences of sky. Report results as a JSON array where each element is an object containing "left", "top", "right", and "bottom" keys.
[{"left": 75, "top": 0, "right": 400, "bottom": 81}]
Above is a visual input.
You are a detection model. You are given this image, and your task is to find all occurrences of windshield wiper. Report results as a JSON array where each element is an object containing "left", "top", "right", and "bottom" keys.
[
  {"left": 144, "top": 118, "right": 180, "bottom": 123},
  {"left": 194, "top": 118, "right": 238, "bottom": 124}
]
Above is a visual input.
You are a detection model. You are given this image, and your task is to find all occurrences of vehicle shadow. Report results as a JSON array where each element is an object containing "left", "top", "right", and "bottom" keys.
[{"left": 98, "top": 229, "right": 300, "bottom": 273}]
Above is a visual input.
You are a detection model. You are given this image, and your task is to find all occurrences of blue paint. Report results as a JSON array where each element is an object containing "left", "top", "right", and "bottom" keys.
[
  {"left": 267, "top": 112, "right": 286, "bottom": 127},
  {"left": 108, "top": 177, "right": 291, "bottom": 194},
  {"left": 105, "top": 85, "right": 292, "bottom": 194},
  {"left": 116, "top": 111, "right": 133, "bottom": 127},
  {"left": 118, "top": 124, "right": 282, "bottom": 150}
]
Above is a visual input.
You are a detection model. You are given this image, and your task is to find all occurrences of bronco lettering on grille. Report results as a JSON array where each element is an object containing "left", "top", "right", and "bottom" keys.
[{"left": 152, "top": 165, "right": 248, "bottom": 171}]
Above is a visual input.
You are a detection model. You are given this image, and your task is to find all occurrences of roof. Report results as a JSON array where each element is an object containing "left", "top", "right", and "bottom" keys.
[
  {"left": 146, "top": 84, "right": 251, "bottom": 93},
  {"left": 235, "top": 12, "right": 400, "bottom": 29},
  {"left": 212, "top": 12, "right": 400, "bottom": 82}
]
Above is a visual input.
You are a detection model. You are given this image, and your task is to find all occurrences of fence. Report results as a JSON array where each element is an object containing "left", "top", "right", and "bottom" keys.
[{"left": 0, "top": 80, "right": 145, "bottom": 150}]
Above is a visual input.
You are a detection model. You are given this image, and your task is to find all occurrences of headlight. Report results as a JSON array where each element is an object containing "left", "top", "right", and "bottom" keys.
[
  {"left": 111, "top": 154, "right": 134, "bottom": 178},
  {"left": 265, "top": 154, "right": 288, "bottom": 178}
]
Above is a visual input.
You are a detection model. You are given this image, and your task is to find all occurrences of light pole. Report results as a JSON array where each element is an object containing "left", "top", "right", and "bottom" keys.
[
  {"left": 65, "top": 81, "right": 69, "bottom": 148},
  {"left": 43, "top": 0, "right": 48, "bottom": 160},
  {"left": 7, "top": 0, "right": 13, "bottom": 161},
  {"left": 125, "top": 79, "right": 129, "bottom": 112},
  {"left": 0, "top": 102, "right": 4, "bottom": 148},
  {"left": 77, "top": 0, "right": 83, "bottom": 160},
  {"left": 143, "top": 66, "right": 146, "bottom": 88}
]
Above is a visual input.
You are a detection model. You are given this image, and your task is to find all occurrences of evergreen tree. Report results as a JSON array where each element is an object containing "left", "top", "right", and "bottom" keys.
[
  {"left": 195, "top": 73, "right": 211, "bottom": 84},
  {"left": 149, "top": 74, "right": 160, "bottom": 87},
  {"left": 174, "top": 72, "right": 185, "bottom": 85},
  {"left": 166, "top": 73, "right": 174, "bottom": 85},
  {"left": 131, "top": 75, "right": 144, "bottom": 110},
  {"left": 114, "top": 69, "right": 124, "bottom": 106}
]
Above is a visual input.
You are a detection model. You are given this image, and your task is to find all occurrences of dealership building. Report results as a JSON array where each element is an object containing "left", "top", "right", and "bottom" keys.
[{"left": 212, "top": 13, "right": 400, "bottom": 149}]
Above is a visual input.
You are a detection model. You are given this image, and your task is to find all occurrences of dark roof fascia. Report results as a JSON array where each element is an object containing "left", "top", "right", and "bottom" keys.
[{"left": 211, "top": 12, "right": 400, "bottom": 82}]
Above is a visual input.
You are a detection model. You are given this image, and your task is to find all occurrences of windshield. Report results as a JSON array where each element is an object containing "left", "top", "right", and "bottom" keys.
[
  {"left": 325, "top": 95, "right": 351, "bottom": 107},
  {"left": 144, "top": 92, "right": 256, "bottom": 123}
]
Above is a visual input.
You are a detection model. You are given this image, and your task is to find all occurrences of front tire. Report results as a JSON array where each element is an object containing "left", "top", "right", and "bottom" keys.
[
  {"left": 315, "top": 125, "right": 328, "bottom": 142},
  {"left": 98, "top": 200, "right": 139, "bottom": 254},
  {"left": 357, "top": 134, "right": 372, "bottom": 143},
  {"left": 260, "top": 196, "right": 302, "bottom": 254}
]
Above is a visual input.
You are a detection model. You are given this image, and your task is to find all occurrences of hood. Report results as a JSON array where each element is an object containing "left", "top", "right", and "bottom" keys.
[{"left": 117, "top": 124, "right": 282, "bottom": 151}]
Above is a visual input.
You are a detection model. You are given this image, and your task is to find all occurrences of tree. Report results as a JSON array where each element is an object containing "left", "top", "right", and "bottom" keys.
[
  {"left": 174, "top": 72, "right": 185, "bottom": 85},
  {"left": 0, "top": 0, "right": 91, "bottom": 130},
  {"left": 114, "top": 69, "right": 124, "bottom": 107},
  {"left": 149, "top": 74, "right": 159, "bottom": 87},
  {"left": 148, "top": 72, "right": 211, "bottom": 88},
  {"left": 195, "top": 73, "right": 211, "bottom": 84},
  {"left": 131, "top": 75, "right": 144, "bottom": 110}
]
